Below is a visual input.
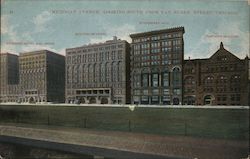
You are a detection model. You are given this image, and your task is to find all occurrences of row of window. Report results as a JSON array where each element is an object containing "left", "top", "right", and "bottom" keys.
[
  {"left": 67, "top": 44, "right": 124, "bottom": 54},
  {"left": 133, "top": 69, "right": 181, "bottom": 88},
  {"left": 203, "top": 75, "right": 241, "bottom": 84},
  {"left": 20, "top": 55, "right": 45, "bottom": 63},
  {"left": 133, "top": 33, "right": 182, "bottom": 43},
  {"left": 133, "top": 46, "right": 182, "bottom": 55},
  {"left": 133, "top": 40, "right": 182, "bottom": 50},
  {"left": 136, "top": 59, "right": 180, "bottom": 67},
  {"left": 134, "top": 88, "right": 181, "bottom": 95},
  {"left": 67, "top": 50, "right": 123, "bottom": 64},
  {"left": 202, "top": 87, "right": 241, "bottom": 93},
  {"left": 134, "top": 53, "right": 181, "bottom": 60},
  {"left": 217, "top": 94, "right": 241, "bottom": 102},
  {"left": 76, "top": 89, "right": 110, "bottom": 95},
  {"left": 204, "top": 64, "right": 241, "bottom": 72},
  {"left": 67, "top": 62, "right": 123, "bottom": 84}
]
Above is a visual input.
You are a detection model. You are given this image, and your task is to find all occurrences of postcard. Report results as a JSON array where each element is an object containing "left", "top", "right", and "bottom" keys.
[{"left": 0, "top": 0, "right": 249, "bottom": 159}]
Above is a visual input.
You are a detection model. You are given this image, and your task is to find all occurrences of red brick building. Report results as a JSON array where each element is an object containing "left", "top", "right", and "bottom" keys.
[{"left": 183, "top": 42, "right": 249, "bottom": 106}]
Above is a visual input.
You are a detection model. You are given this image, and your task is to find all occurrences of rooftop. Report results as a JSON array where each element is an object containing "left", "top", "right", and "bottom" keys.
[
  {"left": 130, "top": 27, "right": 185, "bottom": 38},
  {"left": 66, "top": 36, "right": 127, "bottom": 51}
]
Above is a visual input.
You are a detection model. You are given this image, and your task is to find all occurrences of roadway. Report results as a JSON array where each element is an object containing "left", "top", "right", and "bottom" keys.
[{"left": 0, "top": 124, "right": 248, "bottom": 159}]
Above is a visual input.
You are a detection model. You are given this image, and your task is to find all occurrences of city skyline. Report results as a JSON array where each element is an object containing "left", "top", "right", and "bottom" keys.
[{"left": 1, "top": 0, "right": 249, "bottom": 59}]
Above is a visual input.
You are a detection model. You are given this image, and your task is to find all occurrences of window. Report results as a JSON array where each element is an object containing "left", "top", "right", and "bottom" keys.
[
  {"left": 141, "top": 96, "right": 149, "bottom": 104},
  {"left": 152, "top": 73, "right": 159, "bottom": 87},
  {"left": 162, "top": 47, "right": 171, "bottom": 53},
  {"left": 173, "top": 67, "right": 181, "bottom": 86},
  {"left": 143, "top": 89, "right": 148, "bottom": 95},
  {"left": 152, "top": 89, "right": 159, "bottom": 95},
  {"left": 151, "top": 48, "right": 160, "bottom": 54},
  {"left": 185, "top": 76, "right": 195, "bottom": 85},
  {"left": 151, "top": 96, "right": 159, "bottom": 102},
  {"left": 163, "top": 89, "right": 170, "bottom": 95},
  {"left": 142, "top": 74, "right": 149, "bottom": 87},
  {"left": 134, "top": 75, "right": 140, "bottom": 87},
  {"left": 217, "top": 76, "right": 227, "bottom": 84},
  {"left": 204, "top": 76, "right": 214, "bottom": 84},
  {"left": 173, "top": 88, "right": 181, "bottom": 95},
  {"left": 134, "top": 90, "right": 140, "bottom": 95},
  {"left": 162, "top": 73, "right": 169, "bottom": 86},
  {"left": 230, "top": 75, "right": 240, "bottom": 83}
]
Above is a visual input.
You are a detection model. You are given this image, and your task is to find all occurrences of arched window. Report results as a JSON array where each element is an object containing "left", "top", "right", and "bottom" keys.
[
  {"left": 100, "top": 63, "right": 106, "bottom": 82},
  {"left": 79, "top": 64, "right": 83, "bottom": 84},
  {"left": 81, "top": 64, "right": 85, "bottom": 83},
  {"left": 230, "top": 75, "right": 240, "bottom": 83},
  {"left": 88, "top": 64, "right": 93, "bottom": 83},
  {"left": 74, "top": 65, "right": 79, "bottom": 84},
  {"left": 117, "top": 61, "right": 122, "bottom": 82},
  {"left": 217, "top": 75, "right": 227, "bottom": 84},
  {"left": 106, "top": 62, "right": 110, "bottom": 82},
  {"left": 204, "top": 95, "right": 214, "bottom": 105},
  {"left": 94, "top": 63, "right": 98, "bottom": 82},
  {"left": 204, "top": 76, "right": 214, "bottom": 85},
  {"left": 84, "top": 65, "right": 88, "bottom": 83},
  {"left": 111, "top": 62, "right": 116, "bottom": 82}
]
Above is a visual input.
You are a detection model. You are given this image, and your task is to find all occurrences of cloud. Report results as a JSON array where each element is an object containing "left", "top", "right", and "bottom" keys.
[
  {"left": 1, "top": 15, "right": 9, "bottom": 34},
  {"left": 186, "top": 20, "right": 249, "bottom": 59},
  {"left": 89, "top": 23, "right": 136, "bottom": 44},
  {"left": 33, "top": 11, "right": 52, "bottom": 32},
  {"left": 1, "top": 15, "right": 19, "bottom": 53}
]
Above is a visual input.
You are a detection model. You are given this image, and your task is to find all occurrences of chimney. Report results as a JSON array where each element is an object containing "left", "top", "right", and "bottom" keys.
[{"left": 220, "top": 42, "right": 224, "bottom": 49}]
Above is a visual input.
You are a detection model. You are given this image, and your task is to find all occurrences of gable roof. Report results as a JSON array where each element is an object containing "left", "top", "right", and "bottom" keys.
[{"left": 209, "top": 42, "right": 241, "bottom": 62}]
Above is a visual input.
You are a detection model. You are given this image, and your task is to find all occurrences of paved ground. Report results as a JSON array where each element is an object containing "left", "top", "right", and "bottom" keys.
[{"left": 0, "top": 124, "right": 249, "bottom": 159}]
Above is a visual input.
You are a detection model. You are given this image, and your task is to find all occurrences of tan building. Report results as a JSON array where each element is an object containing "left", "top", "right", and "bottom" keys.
[
  {"left": 19, "top": 50, "right": 65, "bottom": 103},
  {"left": 65, "top": 36, "right": 130, "bottom": 104},
  {"left": 0, "top": 53, "right": 19, "bottom": 102},
  {"left": 130, "top": 27, "right": 185, "bottom": 105},
  {"left": 183, "top": 42, "right": 249, "bottom": 106}
]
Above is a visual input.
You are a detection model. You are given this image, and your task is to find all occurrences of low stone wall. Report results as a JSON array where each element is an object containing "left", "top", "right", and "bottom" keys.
[{"left": 0, "top": 104, "right": 249, "bottom": 140}]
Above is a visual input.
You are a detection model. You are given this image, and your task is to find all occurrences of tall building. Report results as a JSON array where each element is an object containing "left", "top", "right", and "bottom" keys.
[
  {"left": 18, "top": 50, "right": 65, "bottom": 103},
  {"left": 183, "top": 42, "right": 249, "bottom": 106},
  {"left": 130, "top": 27, "right": 185, "bottom": 105},
  {"left": 65, "top": 36, "right": 130, "bottom": 104},
  {"left": 0, "top": 53, "right": 19, "bottom": 102}
]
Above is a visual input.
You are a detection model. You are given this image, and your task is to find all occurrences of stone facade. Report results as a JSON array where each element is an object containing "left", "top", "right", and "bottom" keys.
[
  {"left": 18, "top": 50, "right": 65, "bottom": 103},
  {"left": 130, "top": 27, "right": 185, "bottom": 105},
  {"left": 65, "top": 37, "right": 130, "bottom": 104},
  {"left": 0, "top": 53, "right": 19, "bottom": 103},
  {"left": 183, "top": 42, "right": 249, "bottom": 106}
]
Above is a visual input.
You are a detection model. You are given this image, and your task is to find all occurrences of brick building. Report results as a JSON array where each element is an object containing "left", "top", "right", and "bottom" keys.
[
  {"left": 130, "top": 27, "right": 185, "bottom": 105},
  {"left": 0, "top": 53, "right": 19, "bottom": 102},
  {"left": 65, "top": 36, "right": 130, "bottom": 104},
  {"left": 183, "top": 42, "right": 249, "bottom": 106},
  {"left": 18, "top": 50, "right": 65, "bottom": 103}
]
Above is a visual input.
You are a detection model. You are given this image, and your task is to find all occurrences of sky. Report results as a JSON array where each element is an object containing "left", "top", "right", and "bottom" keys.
[{"left": 1, "top": 0, "right": 249, "bottom": 59}]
